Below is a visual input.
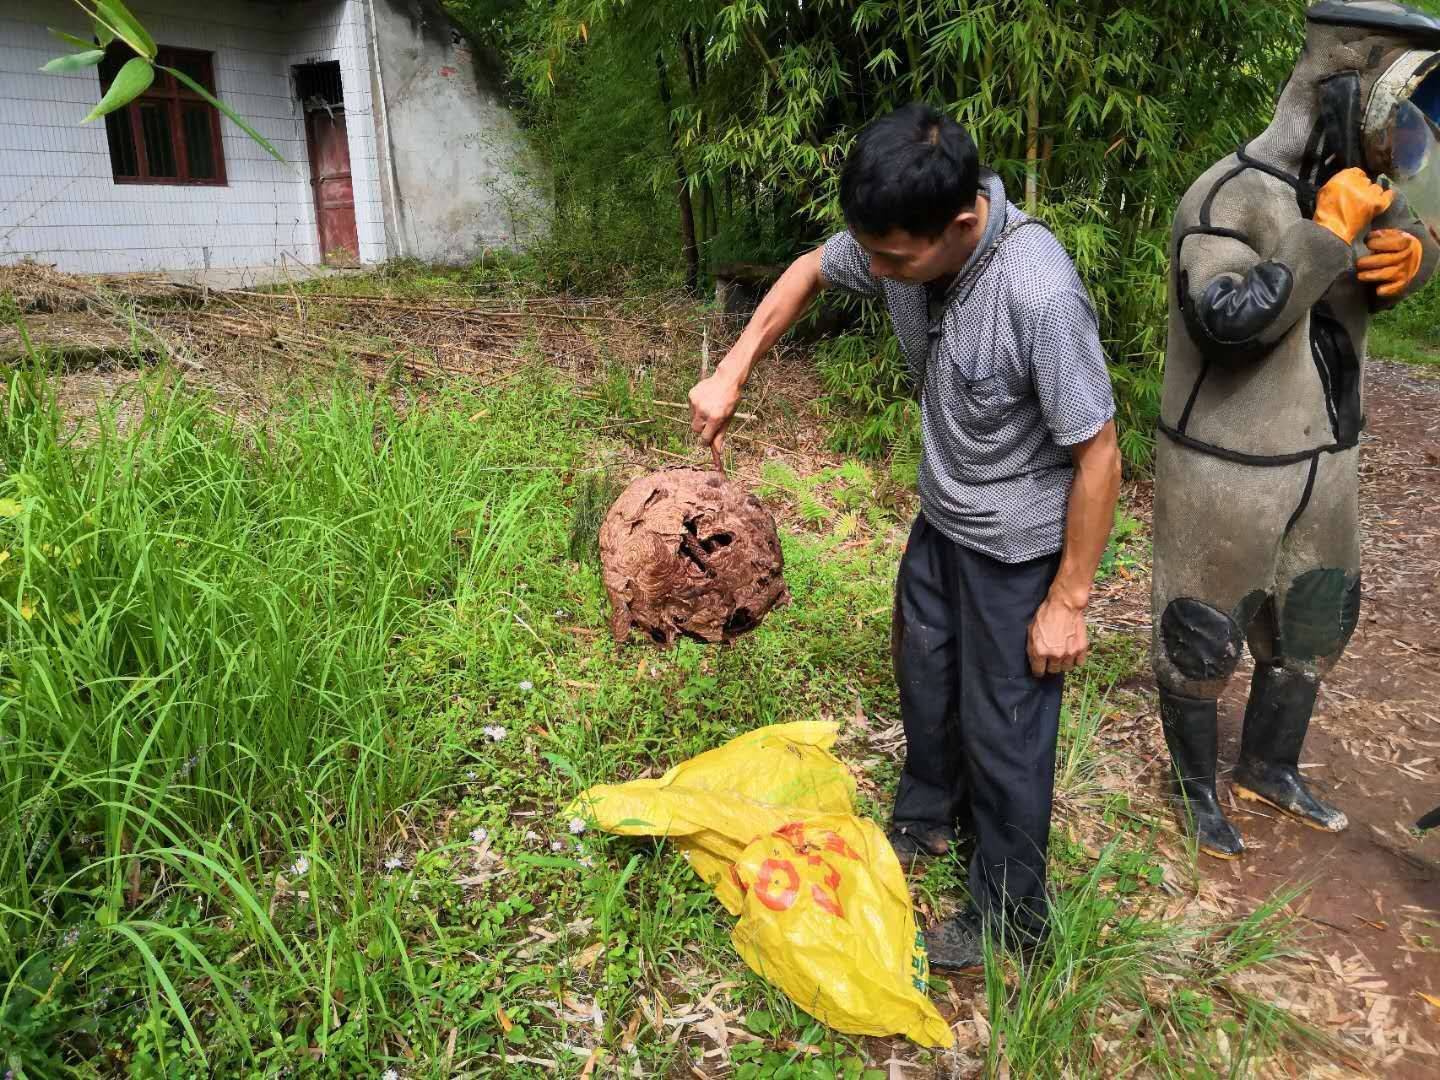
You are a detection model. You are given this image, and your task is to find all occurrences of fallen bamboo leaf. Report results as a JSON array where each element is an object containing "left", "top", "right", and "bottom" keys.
[
  {"left": 972, "top": 1001, "right": 991, "bottom": 1045},
  {"left": 574, "top": 941, "right": 605, "bottom": 970},
  {"left": 496, "top": 1005, "right": 513, "bottom": 1034},
  {"left": 579, "top": 1047, "right": 604, "bottom": 1077},
  {"left": 622, "top": 1007, "right": 643, "bottom": 1051}
]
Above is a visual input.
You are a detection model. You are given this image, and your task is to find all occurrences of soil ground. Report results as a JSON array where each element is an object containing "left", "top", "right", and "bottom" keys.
[{"left": 1113, "top": 360, "right": 1440, "bottom": 1077}]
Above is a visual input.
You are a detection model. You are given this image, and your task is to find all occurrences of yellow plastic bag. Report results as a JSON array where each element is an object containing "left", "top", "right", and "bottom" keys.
[{"left": 572, "top": 721, "right": 953, "bottom": 1047}]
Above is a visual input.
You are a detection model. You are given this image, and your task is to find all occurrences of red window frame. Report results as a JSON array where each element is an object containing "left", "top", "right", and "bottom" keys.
[{"left": 99, "top": 45, "right": 228, "bottom": 186}]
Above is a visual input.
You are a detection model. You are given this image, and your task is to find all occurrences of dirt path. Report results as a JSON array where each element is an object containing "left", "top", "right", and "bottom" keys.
[{"left": 1120, "top": 360, "right": 1440, "bottom": 1075}]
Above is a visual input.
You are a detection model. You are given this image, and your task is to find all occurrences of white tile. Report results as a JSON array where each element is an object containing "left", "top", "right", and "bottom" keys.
[{"left": 0, "top": 0, "right": 458, "bottom": 270}]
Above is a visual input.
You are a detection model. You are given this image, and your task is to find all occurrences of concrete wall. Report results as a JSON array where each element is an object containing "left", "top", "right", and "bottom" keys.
[
  {"left": 369, "top": 0, "right": 548, "bottom": 264},
  {"left": 0, "top": 0, "right": 387, "bottom": 274}
]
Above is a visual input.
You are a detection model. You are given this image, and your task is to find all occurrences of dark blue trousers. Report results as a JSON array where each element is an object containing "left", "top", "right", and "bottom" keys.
[{"left": 890, "top": 514, "right": 1063, "bottom": 939}]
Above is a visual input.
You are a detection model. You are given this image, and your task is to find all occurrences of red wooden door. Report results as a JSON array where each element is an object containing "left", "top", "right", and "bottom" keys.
[{"left": 304, "top": 108, "right": 360, "bottom": 267}]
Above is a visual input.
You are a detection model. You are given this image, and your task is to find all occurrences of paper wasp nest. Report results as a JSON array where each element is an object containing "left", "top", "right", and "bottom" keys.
[{"left": 599, "top": 468, "right": 788, "bottom": 645}]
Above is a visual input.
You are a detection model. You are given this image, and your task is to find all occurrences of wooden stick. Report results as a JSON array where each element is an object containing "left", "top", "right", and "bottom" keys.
[
  {"left": 651, "top": 399, "right": 756, "bottom": 421},
  {"left": 220, "top": 291, "right": 700, "bottom": 333}
]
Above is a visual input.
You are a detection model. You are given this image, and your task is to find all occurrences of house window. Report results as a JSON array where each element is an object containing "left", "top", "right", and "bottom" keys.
[{"left": 99, "top": 45, "right": 227, "bottom": 186}]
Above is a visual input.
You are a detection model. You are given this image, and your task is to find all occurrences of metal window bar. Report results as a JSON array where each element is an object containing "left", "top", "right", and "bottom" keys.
[{"left": 294, "top": 61, "right": 344, "bottom": 113}]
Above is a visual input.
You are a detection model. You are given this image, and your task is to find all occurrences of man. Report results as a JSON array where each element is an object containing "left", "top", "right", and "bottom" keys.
[
  {"left": 1153, "top": 0, "right": 1440, "bottom": 860},
  {"left": 688, "top": 104, "right": 1121, "bottom": 968}
]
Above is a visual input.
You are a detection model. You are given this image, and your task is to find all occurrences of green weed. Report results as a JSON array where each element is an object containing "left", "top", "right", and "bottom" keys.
[{"left": 0, "top": 344, "right": 1326, "bottom": 1076}]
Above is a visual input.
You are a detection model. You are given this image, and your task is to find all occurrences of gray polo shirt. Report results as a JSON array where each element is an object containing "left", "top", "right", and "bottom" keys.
[{"left": 820, "top": 170, "right": 1115, "bottom": 563}]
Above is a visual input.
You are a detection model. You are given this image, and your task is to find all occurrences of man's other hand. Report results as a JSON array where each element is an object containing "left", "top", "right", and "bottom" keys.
[
  {"left": 688, "top": 371, "right": 743, "bottom": 454},
  {"left": 1027, "top": 594, "right": 1088, "bottom": 678}
]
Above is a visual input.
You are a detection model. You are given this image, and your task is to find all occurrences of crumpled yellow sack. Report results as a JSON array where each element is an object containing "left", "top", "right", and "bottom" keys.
[{"left": 571, "top": 721, "right": 953, "bottom": 1047}]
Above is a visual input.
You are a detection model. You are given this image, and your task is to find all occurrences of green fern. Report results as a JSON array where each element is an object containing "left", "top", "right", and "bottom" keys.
[
  {"left": 798, "top": 492, "right": 831, "bottom": 526},
  {"left": 758, "top": 461, "right": 805, "bottom": 499},
  {"left": 838, "top": 460, "right": 871, "bottom": 488}
]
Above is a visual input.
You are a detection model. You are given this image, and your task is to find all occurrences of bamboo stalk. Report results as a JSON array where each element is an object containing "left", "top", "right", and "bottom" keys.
[{"left": 1026, "top": 81, "right": 1040, "bottom": 213}]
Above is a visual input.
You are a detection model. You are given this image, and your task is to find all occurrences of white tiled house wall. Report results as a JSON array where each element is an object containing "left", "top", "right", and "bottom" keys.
[{"left": 0, "top": 0, "right": 387, "bottom": 273}]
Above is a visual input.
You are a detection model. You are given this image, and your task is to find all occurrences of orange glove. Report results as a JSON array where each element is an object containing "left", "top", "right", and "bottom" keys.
[
  {"left": 1313, "top": 167, "right": 1394, "bottom": 244},
  {"left": 1357, "top": 228, "right": 1423, "bottom": 297}
]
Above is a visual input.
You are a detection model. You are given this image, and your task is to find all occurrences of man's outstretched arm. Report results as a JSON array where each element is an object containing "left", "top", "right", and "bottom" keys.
[{"left": 689, "top": 247, "right": 826, "bottom": 451}]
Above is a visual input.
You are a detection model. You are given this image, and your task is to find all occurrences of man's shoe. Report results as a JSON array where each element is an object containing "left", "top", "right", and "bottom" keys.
[
  {"left": 922, "top": 909, "right": 986, "bottom": 972},
  {"left": 887, "top": 825, "right": 950, "bottom": 870}
]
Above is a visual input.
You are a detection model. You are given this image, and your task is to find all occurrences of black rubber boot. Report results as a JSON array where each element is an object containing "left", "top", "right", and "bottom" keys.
[
  {"left": 1233, "top": 665, "right": 1347, "bottom": 833},
  {"left": 1159, "top": 689, "right": 1245, "bottom": 859}
]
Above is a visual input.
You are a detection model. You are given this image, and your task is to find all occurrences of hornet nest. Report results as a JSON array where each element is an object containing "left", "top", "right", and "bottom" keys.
[{"left": 599, "top": 467, "right": 788, "bottom": 645}]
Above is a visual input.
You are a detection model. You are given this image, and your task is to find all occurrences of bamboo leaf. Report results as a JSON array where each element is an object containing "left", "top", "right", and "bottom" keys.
[
  {"left": 161, "top": 65, "right": 287, "bottom": 165},
  {"left": 80, "top": 57, "right": 153, "bottom": 123},
  {"left": 92, "top": 0, "right": 155, "bottom": 58},
  {"left": 512, "top": 852, "right": 585, "bottom": 870},
  {"left": 41, "top": 49, "right": 106, "bottom": 74},
  {"left": 49, "top": 28, "right": 95, "bottom": 50}
]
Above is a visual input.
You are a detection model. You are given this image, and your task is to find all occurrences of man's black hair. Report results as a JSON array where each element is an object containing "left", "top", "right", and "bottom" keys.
[{"left": 839, "top": 103, "right": 980, "bottom": 239}]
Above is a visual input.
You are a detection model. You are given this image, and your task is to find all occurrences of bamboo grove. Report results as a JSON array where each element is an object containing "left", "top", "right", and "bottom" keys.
[{"left": 450, "top": 1, "right": 1312, "bottom": 465}]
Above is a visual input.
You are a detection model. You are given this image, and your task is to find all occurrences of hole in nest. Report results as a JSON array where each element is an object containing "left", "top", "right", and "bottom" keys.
[
  {"left": 650, "top": 627, "right": 667, "bottom": 644},
  {"left": 725, "top": 607, "right": 754, "bottom": 633},
  {"left": 699, "top": 531, "right": 732, "bottom": 554},
  {"left": 677, "top": 536, "right": 712, "bottom": 575}
]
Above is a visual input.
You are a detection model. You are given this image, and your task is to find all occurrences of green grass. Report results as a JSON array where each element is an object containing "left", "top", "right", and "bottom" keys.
[
  {"left": 0, "top": 332, "right": 1326, "bottom": 1077},
  {"left": 980, "top": 852, "right": 1317, "bottom": 1078},
  {"left": 1368, "top": 322, "right": 1440, "bottom": 369},
  {"left": 1371, "top": 286, "right": 1440, "bottom": 369}
]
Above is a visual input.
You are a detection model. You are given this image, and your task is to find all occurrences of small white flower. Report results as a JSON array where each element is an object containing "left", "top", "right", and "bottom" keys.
[
  {"left": 568, "top": 817, "right": 587, "bottom": 835},
  {"left": 470, "top": 827, "right": 489, "bottom": 843},
  {"left": 550, "top": 840, "right": 563, "bottom": 852},
  {"left": 288, "top": 855, "right": 310, "bottom": 876},
  {"left": 382, "top": 1069, "right": 400, "bottom": 1080},
  {"left": 465, "top": 770, "right": 477, "bottom": 780},
  {"left": 483, "top": 725, "right": 507, "bottom": 742},
  {"left": 524, "top": 829, "right": 540, "bottom": 842},
  {"left": 573, "top": 842, "right": 587, "bottom": 855},
  {"left": 518, "top": 680, "right": 533, "bottom": 692},
  {"left": 383, "top": 856, "right": 404, "bottom": 871},
  {"left": 579, "top": 857, "right": 594, "bottom": 869}
]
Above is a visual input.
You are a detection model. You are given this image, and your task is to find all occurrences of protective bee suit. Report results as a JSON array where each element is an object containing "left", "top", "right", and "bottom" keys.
[{"left": 1153, "top": 0, "right": 1440, "bottom": 859}]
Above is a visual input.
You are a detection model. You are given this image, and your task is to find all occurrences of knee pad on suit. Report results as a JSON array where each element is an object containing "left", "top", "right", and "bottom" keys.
[{"left": 1157, "top": 597, "right": 1245, "bottom": 691}]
